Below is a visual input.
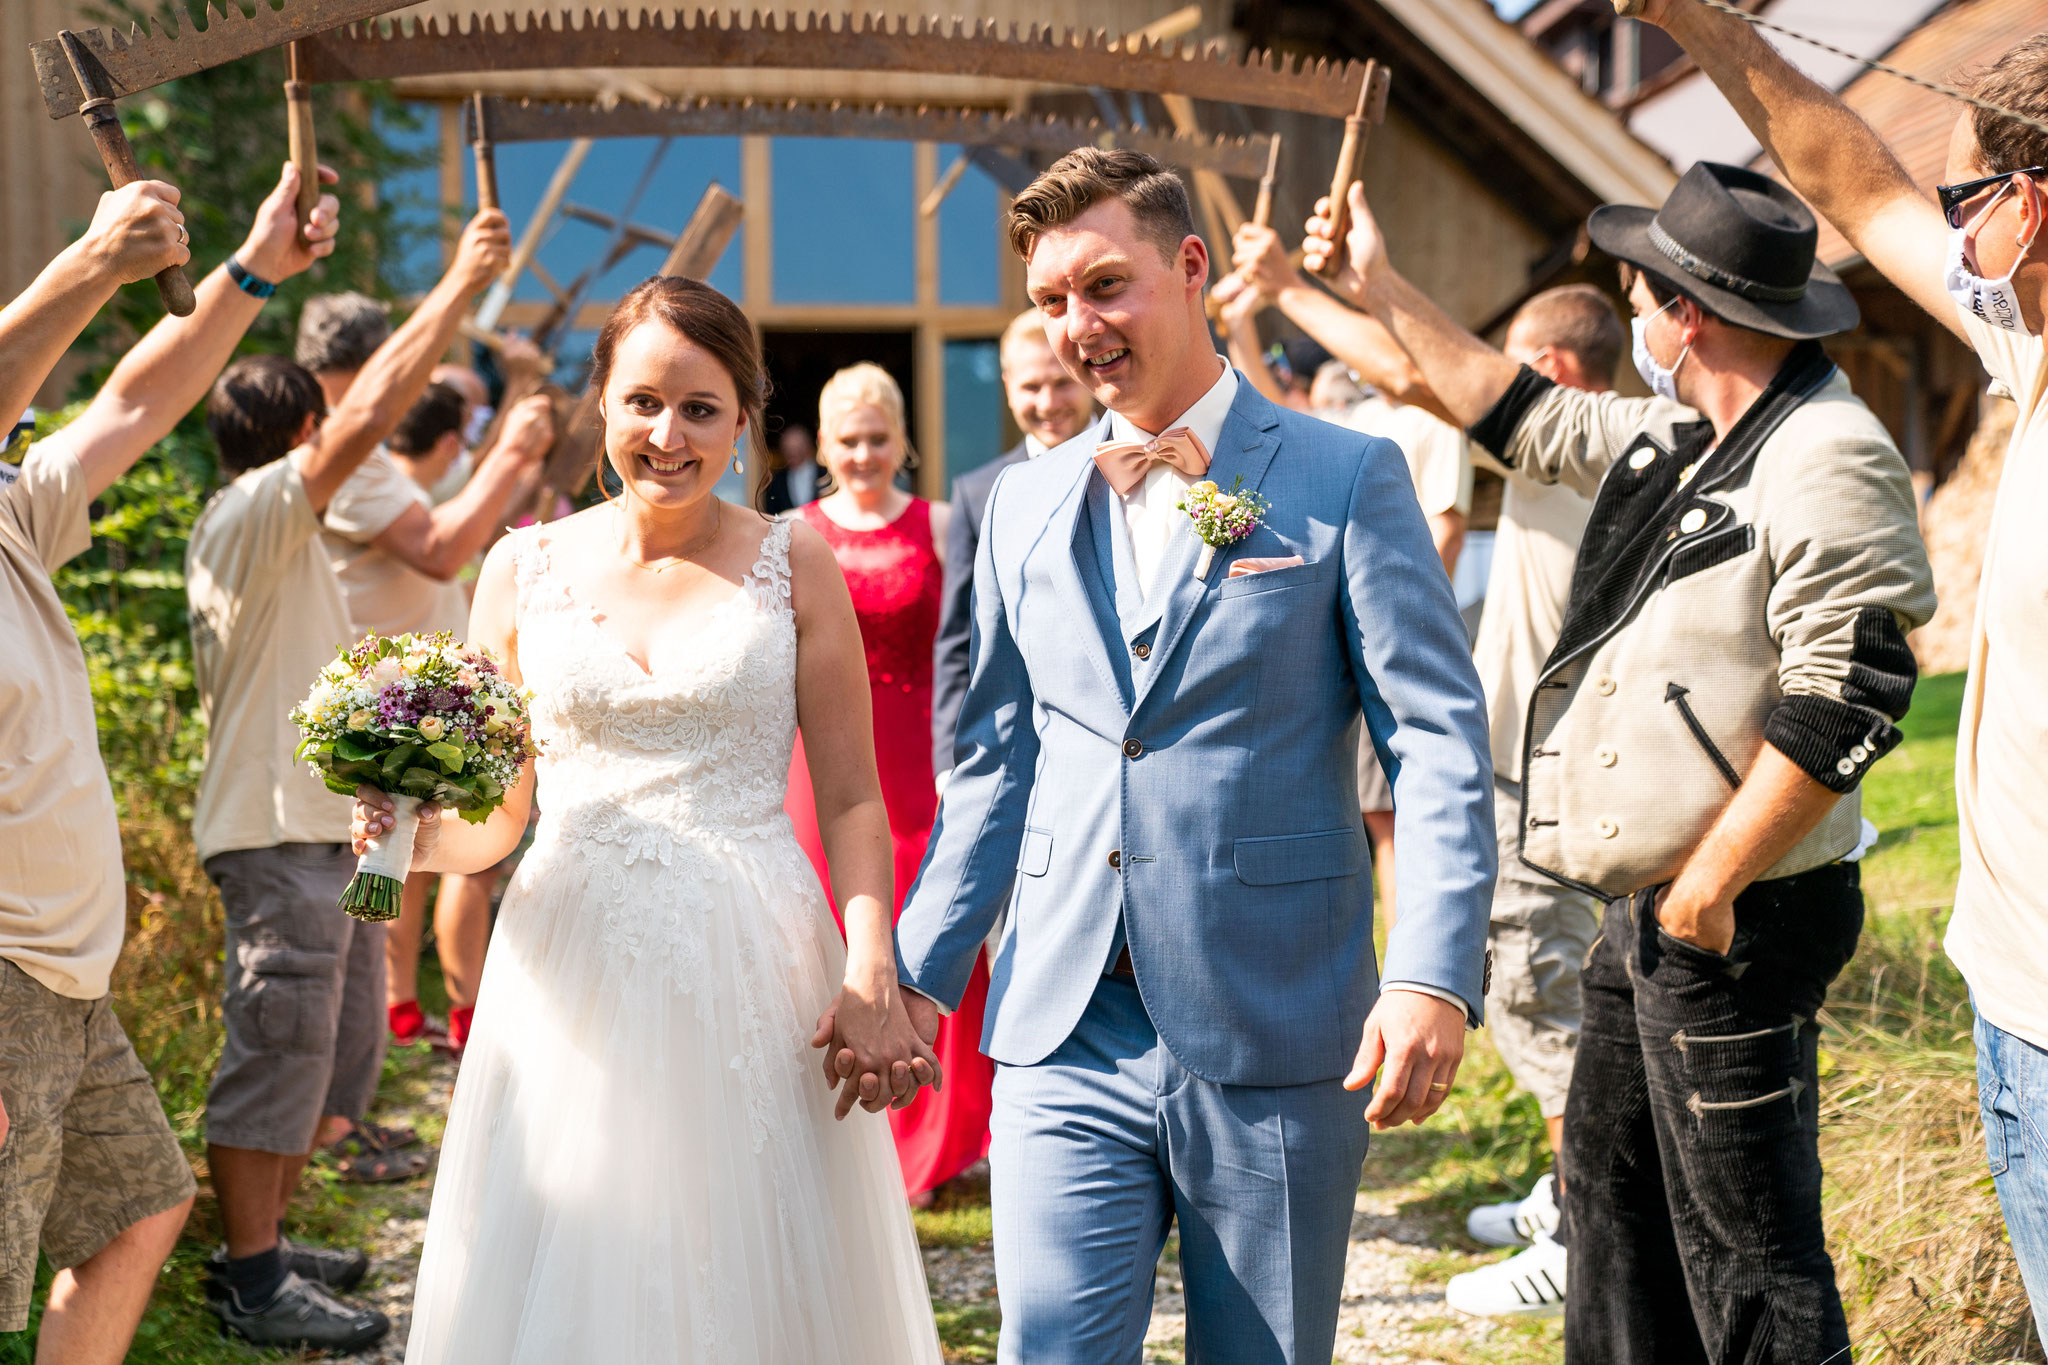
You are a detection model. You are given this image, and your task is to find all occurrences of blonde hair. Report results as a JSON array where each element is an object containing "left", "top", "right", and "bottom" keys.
[
  {"left": 817, "top": 362, "right": 914, "bottom": 469},
  {"left": 1000, "top": 309, "right": 1051, "bottom": 371}
]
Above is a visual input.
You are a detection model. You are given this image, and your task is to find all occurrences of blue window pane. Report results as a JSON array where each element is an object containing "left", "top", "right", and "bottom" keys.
[
  {"left": 772, "top": 140, "right": 914, "bottom": 303},
  {"left": 938, "top": 146, "right": 1001, "bottom": 306},
  {"left": 501, "top": 137, "right": 744, "bottom": 306},
  {"left": 379, "top": 104, "right": 442, "bottom": 294},
  {"left": 944, "top": 339, "right": 1007, "bottom": 494}
]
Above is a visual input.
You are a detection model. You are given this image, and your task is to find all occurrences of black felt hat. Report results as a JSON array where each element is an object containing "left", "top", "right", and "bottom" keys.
[{"left": 1588, "top": 161, "right": 1859, "bottom": 340}]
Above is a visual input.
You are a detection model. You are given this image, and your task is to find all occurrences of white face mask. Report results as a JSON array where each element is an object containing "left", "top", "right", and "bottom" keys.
[
  {"left": 463, "top": 404, "right": 495, "bottom": 448},
  {"left": 1945, "top": 181, "right": 2040, "bottom": 335},
  {"left": 1631, "top": 297, "right": 1690, "bottom": 403}
]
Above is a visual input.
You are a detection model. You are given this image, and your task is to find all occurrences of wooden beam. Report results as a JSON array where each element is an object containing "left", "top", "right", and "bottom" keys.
[
  {"left": 476, "top": 135, "right": 592, "bottom": 332},
  {"left": 660, "top": 183, "right": 745, "bottom": 279},
  {"left": 742, "top": 135, "right": 772, "bottom": 309},
  {"left": 437, "top": 98, "right": 464, "bottom": 264}
]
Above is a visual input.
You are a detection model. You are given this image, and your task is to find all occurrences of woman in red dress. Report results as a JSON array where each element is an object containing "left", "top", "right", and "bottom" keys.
[{"left": 785, "top": 362, "right": 993, "bottom": 1205}]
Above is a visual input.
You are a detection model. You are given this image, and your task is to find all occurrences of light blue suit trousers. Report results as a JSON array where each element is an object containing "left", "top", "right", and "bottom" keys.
[{"left": 991, "top": 975, "right": 1369, "bottom": 1364}]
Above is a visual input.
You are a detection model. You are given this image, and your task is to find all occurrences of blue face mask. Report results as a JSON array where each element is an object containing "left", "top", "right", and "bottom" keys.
[{"left": 1630, "top": 296, "right": 1690, "bottom": 403}]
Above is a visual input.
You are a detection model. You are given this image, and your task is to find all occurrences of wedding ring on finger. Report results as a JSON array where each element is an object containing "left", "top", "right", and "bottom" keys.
[
  {"left": 1428, "top": 1082, "right": 1451, "bottom": 1092},
  {"left": 176, "top": 224, "right": 188, "bottom": 245}
]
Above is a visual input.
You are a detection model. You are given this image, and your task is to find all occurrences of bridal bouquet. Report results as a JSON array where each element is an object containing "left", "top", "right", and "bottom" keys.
[{"left": 292, "top": 632, "right": 537, "bottom": 922}]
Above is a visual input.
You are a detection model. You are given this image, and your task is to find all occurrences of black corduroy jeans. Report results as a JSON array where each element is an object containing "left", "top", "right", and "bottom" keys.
[{"left": 1561, "top": 861, "right": 1862, "bottom": 1363}]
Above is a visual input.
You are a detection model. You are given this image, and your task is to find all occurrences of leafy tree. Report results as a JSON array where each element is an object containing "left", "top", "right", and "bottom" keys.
[{"left": 47, "top": 1, "right": 436, "bottom": 819}]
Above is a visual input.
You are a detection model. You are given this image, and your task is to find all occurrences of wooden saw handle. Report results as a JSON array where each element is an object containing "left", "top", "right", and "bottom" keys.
[
  {"left": 471, "top": 93, "right": 500, "bottom": 213},
  {"left": 285, "top": 44, "right": 320, "bottom": 238},
  {"left": 1314, "top": 64, "right": 1389, "bottom": 283},
  {"left": 79, "top": 103, "right": 195, "bottom": 316}
]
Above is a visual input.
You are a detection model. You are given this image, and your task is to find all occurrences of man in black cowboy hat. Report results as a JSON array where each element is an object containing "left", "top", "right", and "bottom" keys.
[{"left": 1301, "top": 163, "right": 1935, "bottom": 1359}]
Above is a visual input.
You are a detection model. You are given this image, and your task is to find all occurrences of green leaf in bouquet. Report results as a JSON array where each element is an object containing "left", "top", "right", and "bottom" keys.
[
  {"left": 426, "top": 741, "right": 465, "bottom": 773},
  {"left": 458, "top": 804, "right": 492, "bottom": 825},
  {"left": 380, "top": 743, "right": 424, "bottom": 781},
  {"left": 334, "top": 735, "right": 381, "bottom": 763},
  {"left": 400, "top": 766, "right": 442, "bottom": 796},
  {"left": 321, "top": 772, "right": 362, "bottom": 797}
]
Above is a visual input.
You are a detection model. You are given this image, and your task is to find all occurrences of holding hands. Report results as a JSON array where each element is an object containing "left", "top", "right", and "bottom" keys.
[{"left": 811, "top": 949, "right": 942, "bottom": 1121}]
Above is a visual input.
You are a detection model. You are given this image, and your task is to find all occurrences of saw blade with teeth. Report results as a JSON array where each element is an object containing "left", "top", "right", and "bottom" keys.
[
  {"left": 296, "top": 9, "right": 1368, "bottom": 118},
  {"left": 30, "top": 2, "right": 417, "bottom": 119},
  {"left": 474, "top": 96, "right": 1281, "bottom": 179}
]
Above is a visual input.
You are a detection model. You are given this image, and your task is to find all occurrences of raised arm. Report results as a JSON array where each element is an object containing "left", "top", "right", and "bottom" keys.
[
  {"left": 299, "top": 211, "right": 511, "bottom": 512},
  {"left": 0, "top": 182, "right": 189, "bottom": 432},
  {"left": 41, "top": 164, "right": 341, "bottom": 499},
  {"left": 1231, "top": 221, "right": 1461, "bottom": 426},
  {"left": 1302, "top": 186, "right": 1524, "bottom": 429},
  {"left": 368, "top": 393, "right": 552, "bottom": 579},
  {"left": 1216, "top": 282, "right": 1292, "bottom": 407},
  {"left": 1631, "top": 0, "right": 1957, "bottom": 335}
]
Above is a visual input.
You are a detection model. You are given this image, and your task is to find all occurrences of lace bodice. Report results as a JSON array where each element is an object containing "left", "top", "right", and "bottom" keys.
[{"left": 509, "top": 518, "right": 798, "bottom": 856}]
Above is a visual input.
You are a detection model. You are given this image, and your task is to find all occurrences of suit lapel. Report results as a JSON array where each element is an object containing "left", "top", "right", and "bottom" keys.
[
  {"left": 1044, "top": 458, "right": 1132, "bottom": 713},
  {"left": 1131, "top": 386, "right": 1283, "bottom": 713}
]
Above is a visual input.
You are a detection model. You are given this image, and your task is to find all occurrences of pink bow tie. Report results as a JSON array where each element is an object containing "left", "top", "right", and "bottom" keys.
[{"left": 1092, "top": 427, "right": 1212, "bottom": 496}]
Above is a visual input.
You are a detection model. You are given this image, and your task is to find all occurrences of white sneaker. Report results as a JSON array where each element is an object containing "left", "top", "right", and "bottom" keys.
[
  {"left": 1445, "top": 1230, "right": 1568, "bottom": 1318},
  {"left": 1465, "top": 1171, "right": 1561, "bottom": 1248}
]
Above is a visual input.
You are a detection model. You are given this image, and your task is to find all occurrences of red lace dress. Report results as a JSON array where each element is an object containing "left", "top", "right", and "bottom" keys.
[{"left": 785, "top": 497, "right": 994, "bottom": 1196}]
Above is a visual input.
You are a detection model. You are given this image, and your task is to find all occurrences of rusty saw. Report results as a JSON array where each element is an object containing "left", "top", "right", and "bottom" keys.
[
  {"left": 31, "top": 1, "right": 417, "bottom": 117},
  {"left": 473, "top": 96, "right": 1280, "bottom": 181},
  {"left": 290, "top": 9, "right": 1369, "bottom": 119}
]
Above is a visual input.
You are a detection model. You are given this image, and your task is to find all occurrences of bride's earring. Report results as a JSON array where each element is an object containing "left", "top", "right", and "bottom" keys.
[{"left": 733, "top": 440, "right": 744, "bottom": 476}]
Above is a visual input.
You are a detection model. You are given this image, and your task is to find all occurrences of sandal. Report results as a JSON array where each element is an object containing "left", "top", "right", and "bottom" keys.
[
  {"left": 324, "top": 1123, "right": 432, "bottom": 1184},
  {"left": 352, "top": 1118, "right": 420, "bottom": 1150}
]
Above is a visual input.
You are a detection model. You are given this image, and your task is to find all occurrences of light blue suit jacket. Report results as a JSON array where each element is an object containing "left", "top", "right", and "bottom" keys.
[{"left": 897, "top": 380, "right": 1495, "bottom": 1087}]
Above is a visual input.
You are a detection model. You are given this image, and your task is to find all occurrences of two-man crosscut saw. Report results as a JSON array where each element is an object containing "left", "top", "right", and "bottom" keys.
[
  {"left": 471, "top": 96, "right": 1282, "bottom": 182},
  {"left": 281, "top": 9, "right": 1370, "bottom": 119}
]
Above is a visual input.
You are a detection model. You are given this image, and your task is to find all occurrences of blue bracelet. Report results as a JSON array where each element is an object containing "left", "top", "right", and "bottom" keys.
[{"left": 226, "top": 256, "right": 276, "bottom": 300}]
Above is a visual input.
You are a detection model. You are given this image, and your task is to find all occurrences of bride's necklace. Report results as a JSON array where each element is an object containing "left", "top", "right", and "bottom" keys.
[{"left": 617, "top": 503, "right": 720, "bottom": 574}]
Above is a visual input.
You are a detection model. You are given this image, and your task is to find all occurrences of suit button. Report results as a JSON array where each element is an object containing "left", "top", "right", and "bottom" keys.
[
  {"left": 1122, "top": 738, "right": 1144, "bottom": 758},
  {"left": 1595, "top": 746, "right": 1617, "bottom": 767},
  {"left": 1132, "top": 642, "right": 1151, "bottom": 660},
  {"left": 1593, "top": 675, "right": 1617, "bottom": 696},
  {"left": 1679, "top": 507, "right": 1708, "bottom": 535},
  {"left": 1108, "top": 850, "right": 1122, "bottom": 870},
  {"left": 1595, "top": 818, "right": 1619, "bottom": 839}
]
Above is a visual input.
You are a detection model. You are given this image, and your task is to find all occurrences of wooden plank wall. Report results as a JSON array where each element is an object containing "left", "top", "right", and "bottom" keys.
[{"left": 1, "top": 0, "right": 115, "bottom": 405}]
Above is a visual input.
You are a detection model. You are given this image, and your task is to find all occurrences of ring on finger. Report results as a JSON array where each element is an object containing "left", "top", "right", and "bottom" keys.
[
  {"left": 1428, "top": 1082, "right": 1450, "bottom": 1092},
  {"left": 176, "top": 224, "right": 188, "bottom": 244}
]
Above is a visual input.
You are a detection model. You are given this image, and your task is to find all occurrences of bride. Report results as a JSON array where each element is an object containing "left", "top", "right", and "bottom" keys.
[{"left": 349, "top": 276, "right": 944, "bottom": 1362}]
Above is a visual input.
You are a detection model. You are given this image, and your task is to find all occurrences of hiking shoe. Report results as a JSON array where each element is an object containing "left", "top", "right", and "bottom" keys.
[
  {"left": 1466, "top": 1171, "right": 1561, "bottom": 1248},
  {"left": 1445, "top": 1229, "right": 1567, "bottom": 1318},
  {"left": 209, "top": 1271, "right": 389, "bottom": 1350},
  {"left": 210, "top": 1238, "right": 370, "bottom": 1294}
]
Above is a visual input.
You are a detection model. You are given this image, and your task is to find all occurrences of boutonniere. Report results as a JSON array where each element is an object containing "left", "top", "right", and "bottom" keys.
[{"left": 1176, "top": 476, "right": 1270, "bottom": 580}]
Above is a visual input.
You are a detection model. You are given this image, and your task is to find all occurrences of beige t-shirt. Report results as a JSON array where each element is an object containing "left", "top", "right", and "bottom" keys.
[
  {"left": 1943, "top": 310, "right": 2048, "bottom": 1050},
  {"left": 322, "top": 448, "right": 469, "bottom": 640},
  {"left": 1347, "top": 395, "right": 1475, "bottom": 518},
  {"left": 1471, "top": 470, "right": 1592, "bottom": 781},
  {"left": 187, "top": 452, "right": 357, "bottom": 862},
  {"left": 0, "top": 444, "right": 128, "bottom": 999}
]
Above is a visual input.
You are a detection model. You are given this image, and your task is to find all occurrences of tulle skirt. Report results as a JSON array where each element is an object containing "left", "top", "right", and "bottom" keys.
[{"left": 402, "top": 813, "right": 943, "bottom": 1364}]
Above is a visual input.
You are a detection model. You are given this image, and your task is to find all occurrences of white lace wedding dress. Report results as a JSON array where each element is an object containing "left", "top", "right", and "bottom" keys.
[{"left": 403, "top": 518, "right": 942, "bottom": 1364}]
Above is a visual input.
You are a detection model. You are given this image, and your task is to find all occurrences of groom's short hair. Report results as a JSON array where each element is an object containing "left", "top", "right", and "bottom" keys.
[{"left": 1007, "top": 147, "right": 1197, "bottom": 266}]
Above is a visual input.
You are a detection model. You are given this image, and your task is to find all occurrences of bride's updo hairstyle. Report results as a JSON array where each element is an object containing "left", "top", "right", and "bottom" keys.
[{"left": 586, "top": 276, "right": 769, "bottom": 485}]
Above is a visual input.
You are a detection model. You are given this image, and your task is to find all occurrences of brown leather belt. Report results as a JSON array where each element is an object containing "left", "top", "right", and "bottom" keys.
[{"left": 1108, "top": 946, "right": 1135, "bottom": 978}]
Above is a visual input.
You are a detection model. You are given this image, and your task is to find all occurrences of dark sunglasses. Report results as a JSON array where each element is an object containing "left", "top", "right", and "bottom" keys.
[{"left": 1937, "top": 168, "right": 2045, "bottom": 229}]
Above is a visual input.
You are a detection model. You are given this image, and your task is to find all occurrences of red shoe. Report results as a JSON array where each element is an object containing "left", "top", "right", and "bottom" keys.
[
  {"left": 388, "top": 1000, "right": 426, "bottom": 1047},
  {"left": 441, "top": 1005, "right": 475, "bottom": 1056}
]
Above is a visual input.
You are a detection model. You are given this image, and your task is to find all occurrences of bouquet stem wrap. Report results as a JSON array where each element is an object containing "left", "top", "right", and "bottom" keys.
[{"left": 340, "top": 795, "right": 422, "bottom": 923}]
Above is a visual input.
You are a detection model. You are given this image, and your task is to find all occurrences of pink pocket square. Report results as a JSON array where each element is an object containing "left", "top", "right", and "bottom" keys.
[{"left": 1227, "top": 555, "right": 1305, "bottom": 579}]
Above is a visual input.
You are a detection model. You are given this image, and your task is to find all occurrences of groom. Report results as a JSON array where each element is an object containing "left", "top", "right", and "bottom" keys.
[{"left": 892, "top": 148, "right": 1494, "bottom": 1362}]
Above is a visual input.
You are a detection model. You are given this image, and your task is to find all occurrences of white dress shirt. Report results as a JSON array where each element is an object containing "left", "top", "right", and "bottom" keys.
[{"left": 1101, "top": 359, "right": 1237, "bottom": 604}]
